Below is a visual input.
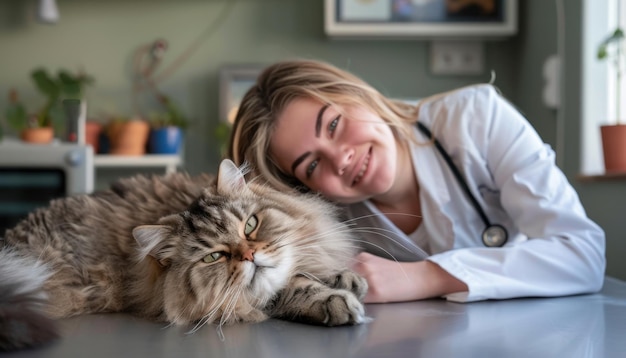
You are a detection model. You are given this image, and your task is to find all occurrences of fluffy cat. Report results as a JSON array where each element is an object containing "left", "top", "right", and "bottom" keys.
[{"left": 0, "top": 159, "right": 367, "bottom": 351}]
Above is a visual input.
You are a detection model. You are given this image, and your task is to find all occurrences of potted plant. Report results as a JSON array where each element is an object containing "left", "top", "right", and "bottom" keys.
[
  {"left": 4, "top": 68, "right": 94, "bottom": 144},
  {"left": 597, "top": 26, "right": 626, "bottom": 173},
  {"left": 5, "top": 86, "right": 58, "bottom": 144},
  {"left": 104, "top": 115, "right": 151, "bottom": 156},
  {"left": 147, "top": 94, "right": 188, "bottom": 155}
]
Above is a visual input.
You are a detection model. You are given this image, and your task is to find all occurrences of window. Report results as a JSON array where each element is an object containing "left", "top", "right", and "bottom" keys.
[{"left": 581, "top": 0, "right": 612, "bottom": 174}]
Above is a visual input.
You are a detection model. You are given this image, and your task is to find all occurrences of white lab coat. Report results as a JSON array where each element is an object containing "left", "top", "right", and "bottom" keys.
[{"left": 344, "top": 84, "right": 606, "bottom": 302}]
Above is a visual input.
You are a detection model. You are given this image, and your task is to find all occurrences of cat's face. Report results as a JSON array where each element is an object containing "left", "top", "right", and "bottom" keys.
[{"left": 133, "top": 160, "right": 352, "bottom": 326}]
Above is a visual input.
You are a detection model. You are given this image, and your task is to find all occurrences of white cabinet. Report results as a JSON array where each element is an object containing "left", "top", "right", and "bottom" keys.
[{"left": 94, "top": 154, "right": 182, "bottom": 174}]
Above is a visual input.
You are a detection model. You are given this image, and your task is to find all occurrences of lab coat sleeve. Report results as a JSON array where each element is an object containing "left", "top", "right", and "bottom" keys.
[{"left": 427, "top": 85, "right": 606, "bottom": 302}]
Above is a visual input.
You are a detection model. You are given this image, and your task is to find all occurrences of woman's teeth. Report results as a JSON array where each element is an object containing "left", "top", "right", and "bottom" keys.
[{"left": 352, "top": 154, "right": 370, "bottom": 186}]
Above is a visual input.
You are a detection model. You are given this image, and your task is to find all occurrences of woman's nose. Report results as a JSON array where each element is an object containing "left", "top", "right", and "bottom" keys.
[{"left": 335, "top": 147, "right": 354, "bottom": 176}]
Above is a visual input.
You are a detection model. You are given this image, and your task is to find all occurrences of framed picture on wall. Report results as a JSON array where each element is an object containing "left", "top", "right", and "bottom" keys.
[
  {"left": 219, "top": 65, "right": 263, "bottom": 124},
  {"left": 324, "top": 0, "right": 518, "bottom": 38}
]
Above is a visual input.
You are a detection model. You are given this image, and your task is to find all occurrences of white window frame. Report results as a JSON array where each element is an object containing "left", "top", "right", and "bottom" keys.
[{"left": 582, "top": 0, "right": 622, "bottom": 175}]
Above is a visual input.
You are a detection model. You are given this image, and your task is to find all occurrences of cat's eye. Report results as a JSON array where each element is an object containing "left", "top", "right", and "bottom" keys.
[
  {"left": 245, "top": 215, "right": 258, "bottom": 235},
  {"left": 202, "top": 252, "right": 223, "bottom": 263}
]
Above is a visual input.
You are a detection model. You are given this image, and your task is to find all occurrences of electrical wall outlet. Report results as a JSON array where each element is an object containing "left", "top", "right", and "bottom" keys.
[{"left": 430, "top": 41, "right": 484, "bottom": 76}]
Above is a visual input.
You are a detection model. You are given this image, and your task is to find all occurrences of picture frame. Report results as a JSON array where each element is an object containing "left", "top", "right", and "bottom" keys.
[
  {"left": 324, "top": 0, "right": 518, "bottom": 38},
  {"left": 219, "top": 65, "right": 263, "bottom": 123}
]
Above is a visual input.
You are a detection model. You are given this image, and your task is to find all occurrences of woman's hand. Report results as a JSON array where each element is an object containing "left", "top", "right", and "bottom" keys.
[{"left": 351, "top": 252, "right": 468, "bottom": 303}]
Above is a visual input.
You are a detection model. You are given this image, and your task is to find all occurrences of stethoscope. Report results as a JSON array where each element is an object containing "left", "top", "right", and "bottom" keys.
[{"left": 416, "top": 122, "right": 508, "bottom": 247}]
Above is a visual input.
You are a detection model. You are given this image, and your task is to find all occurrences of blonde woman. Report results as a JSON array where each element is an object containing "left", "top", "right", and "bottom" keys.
[{"left": 228, "top": 59, "right": 605, "bottom": 303}]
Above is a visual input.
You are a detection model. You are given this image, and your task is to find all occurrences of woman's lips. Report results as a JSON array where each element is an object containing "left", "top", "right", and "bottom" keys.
[{"left": 352, "top": 148, "right": 371, "bottom": 187}]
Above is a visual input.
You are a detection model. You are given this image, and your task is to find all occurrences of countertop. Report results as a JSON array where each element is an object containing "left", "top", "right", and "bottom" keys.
[{"left": 5, "top": 277, "right": 626, "bottom": 358}]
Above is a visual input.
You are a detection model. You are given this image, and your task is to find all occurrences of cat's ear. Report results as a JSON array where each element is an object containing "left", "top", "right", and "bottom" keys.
[
  {"left": 217, "top": 159, "right": 248, "bottom": 195},
  {"left": 133, "top": 224, "right": 177, "bottom": 266}
]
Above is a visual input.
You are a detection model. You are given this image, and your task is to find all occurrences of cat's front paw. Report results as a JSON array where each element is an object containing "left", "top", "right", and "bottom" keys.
[
  {"left": 268, "top": 276, "right": 369, "bottom": 326},
  {"left": 313, "top": 290, "right": 366, "bottom": 326},
  {"left": 326, "top": 270, "right": 368, "bottom": 301}
]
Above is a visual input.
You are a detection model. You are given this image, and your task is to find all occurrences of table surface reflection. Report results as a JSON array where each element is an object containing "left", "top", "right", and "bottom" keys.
[{"left": 6, "top": 277, "right": 626, "bottom": 358}]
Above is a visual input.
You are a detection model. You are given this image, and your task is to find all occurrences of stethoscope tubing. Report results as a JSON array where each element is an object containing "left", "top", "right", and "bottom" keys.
[
  {"left": 416, "top": 121, "right": 507, "bottom": 247},
  {"left": 416, "top": 122, "right": 492, "bottom": 228}
]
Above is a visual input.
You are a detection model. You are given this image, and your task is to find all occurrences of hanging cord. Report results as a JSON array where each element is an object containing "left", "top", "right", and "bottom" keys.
[
  {"left": 488, "top": 69, "right": 496, "bottom": 84},
  {"left": 151, "top": 0, "right": 236, "bottom": 86},
  {"left": 554, "top": 0, "right": 565, "bottom": 167},
  {"left": 132, "top": 40, "right": 168, "bottom": 115},
  {"left": 131, "top": 0, "right": 236, "bottom": 115}
]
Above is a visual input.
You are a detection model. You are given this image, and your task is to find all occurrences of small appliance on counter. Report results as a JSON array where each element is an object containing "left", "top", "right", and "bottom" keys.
[{"left": 0, "top": 138, "right": 94, "bottom": 233}]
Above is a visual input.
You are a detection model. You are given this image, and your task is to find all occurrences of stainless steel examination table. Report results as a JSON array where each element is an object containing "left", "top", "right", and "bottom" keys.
[{"left": 5, "top": 277, "right": 626, "bottom": 358}]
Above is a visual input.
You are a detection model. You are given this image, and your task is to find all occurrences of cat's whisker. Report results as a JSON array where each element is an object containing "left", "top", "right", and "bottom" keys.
[
  {"left": 350, "top": 240, "right": 411, "bottom": 281},
  {"left": 220, "top": 288, "right": 242, "bottom": 326},
  {"left": 162, "top": 320, "right": 177, "bottom": 330},
  {"left": 188, "top": 283, "right": 237, "bottom": 334},
  {"left": 294, "top": 222, "right": 360, "bottom": 238},
  {"left": 350, "top": 228, "right": 416, "bottom": 253},
  {"left": 189, "top": 302, "right": 222, "bottom": 334},
  {"left": 286, "top": 223, "right": 405, "bottom": 256},
  {"left": 213, "top": 286, "right": 245, "bottom": 341},
  {"left": 341, "top": 212, "right": 423, "bottom": 225},
  {"left": 216, "top": 325, "right": 226, "bottom": 342},
  {"left": 2, "top": 161, "right": 375, "bottom": 351},
  {"left": 294, "top": 233, "right": 409, "bottom": 269},
  {"left": 302, "top": 222, "right": 419, "bottom": 258},
  {"left": 310, "top": 222, "right": 392, "bottom": 239},
  {"left": 290, "top": 247, "right": 360, "bottom": 263},
  {"left": 298, "top": 272, "right": 323, "bottom": 283}
]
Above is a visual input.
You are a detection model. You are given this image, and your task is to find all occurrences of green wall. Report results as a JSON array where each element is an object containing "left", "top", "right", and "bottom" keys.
[
  {"left": 1, "top": 0, "right": 623, "bottom": 279},
  {"left": 0, "top": 0, "right": 518, "bottom": 173}
]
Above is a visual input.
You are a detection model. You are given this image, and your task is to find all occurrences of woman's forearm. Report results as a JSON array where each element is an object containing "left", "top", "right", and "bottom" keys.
[{"left": 352, "top": 252, "right": 468, "bottom": 303}]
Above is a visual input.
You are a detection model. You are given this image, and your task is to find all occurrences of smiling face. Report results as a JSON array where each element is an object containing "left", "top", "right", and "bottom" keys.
[{"left": 269, "top": 97, "right": 399, "bottom": 204}]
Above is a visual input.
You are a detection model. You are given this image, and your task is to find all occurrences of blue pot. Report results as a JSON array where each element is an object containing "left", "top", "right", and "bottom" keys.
[{"left": 149, "top": 126, "right": 183, "bottom": 154}]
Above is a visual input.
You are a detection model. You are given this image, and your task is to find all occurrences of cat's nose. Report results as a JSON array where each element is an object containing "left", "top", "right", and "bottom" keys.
[{"left": 241, "top": 249, "right": 255, "bottom": 262}]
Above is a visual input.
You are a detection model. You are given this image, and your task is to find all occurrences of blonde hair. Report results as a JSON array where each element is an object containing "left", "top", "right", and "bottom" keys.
[{"left": 228, "top": 59, "right": 419, "bottom": 192}]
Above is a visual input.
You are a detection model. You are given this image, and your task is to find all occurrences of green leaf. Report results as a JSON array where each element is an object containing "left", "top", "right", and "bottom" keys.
[
  {"left": 602, "top": 28, "right": 624, "bottom": 46},
  {"left": 5, "top": 102, "right": 28, "bottom": 130},
  {"left": 598, "top": 45, "right": 608, "bottom": 59},
  {"left": 31, "top": 68, "right": 61, "bottom": 99},
  {"left": 47, "top": 102, "right": 65, "bottom": 132},
  {"left": 598, "top": 27, "right": 625, "bottom": 60},
  {"left": 57, "top": 70, "right": 94, "bottom": 98}
]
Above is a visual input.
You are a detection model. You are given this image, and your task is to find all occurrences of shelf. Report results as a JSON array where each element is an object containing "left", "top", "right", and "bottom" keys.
[
  {"left": 577, "top": 172, "right": 626, "bottom": 183},
  {"left": 94, "top": 154, "right": 181, "bottom": 174}
]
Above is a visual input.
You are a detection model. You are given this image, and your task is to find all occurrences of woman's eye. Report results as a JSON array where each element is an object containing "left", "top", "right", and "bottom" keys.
[
  {"left": 203, "top": 252, "right": 223, "bottom": 263},
  {"left": 306, "top": 159, "right": 319, "bottom": 179},
  {"left": 244, "top": 215, "right": 258, "bottom": 235},
  {"left": 328, "top": 115, "right": 340, "bottom": 136}
]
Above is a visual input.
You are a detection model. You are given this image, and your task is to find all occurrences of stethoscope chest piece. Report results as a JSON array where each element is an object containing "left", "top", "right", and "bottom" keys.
[{"left": 482, "top": 225, "right": 508, "bottom": 247}]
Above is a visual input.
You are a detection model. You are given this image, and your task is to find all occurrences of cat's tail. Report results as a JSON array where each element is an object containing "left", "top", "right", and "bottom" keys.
[{"left": 0, "top": 248, "right": 59, "bottom": 351}]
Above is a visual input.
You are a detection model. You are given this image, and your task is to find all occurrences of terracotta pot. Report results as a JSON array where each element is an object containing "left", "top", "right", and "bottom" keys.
[
  {"left": 108, "top": 119, "right": 150, "bottom": 156},
  {"left": 85, "top": 121, "right": 102, "bottom": 153},
  {"left": 601, "top": 124, "right": 626, "bottom": 173},
  {"left": 20, "top": 127, "right": 54, "bottom": 144}
]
